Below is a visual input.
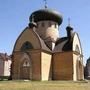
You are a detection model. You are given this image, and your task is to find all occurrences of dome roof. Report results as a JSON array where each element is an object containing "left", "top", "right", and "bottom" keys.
[{"left": 29, "top": 9, "right": 63, "bottom": 25}]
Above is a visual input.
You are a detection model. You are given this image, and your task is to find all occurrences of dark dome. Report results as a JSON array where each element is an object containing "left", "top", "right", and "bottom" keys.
[{"left": 29, "top": 9, "right": 63, "bottom": 25}]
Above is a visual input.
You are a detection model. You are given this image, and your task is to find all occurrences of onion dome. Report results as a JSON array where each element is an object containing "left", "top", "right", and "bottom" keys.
[
  {"left": 66, "top": 25, "right": 73, "bottom": 39},
  {"left": 29, "top": 9, "right": 63, "bottom": 25}
]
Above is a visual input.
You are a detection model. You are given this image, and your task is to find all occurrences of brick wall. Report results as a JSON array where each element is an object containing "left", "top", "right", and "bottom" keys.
[{"left": 52, "top": 52, "right": 73, "bottom": 80}]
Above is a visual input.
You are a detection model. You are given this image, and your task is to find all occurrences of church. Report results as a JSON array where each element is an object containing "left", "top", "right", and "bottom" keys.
[{"left": 11, "top": 4, "right": 84, "bottom": 81}]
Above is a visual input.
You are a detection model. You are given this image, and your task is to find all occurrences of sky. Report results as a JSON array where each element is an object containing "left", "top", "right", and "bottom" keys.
[{"left": 0, "top": 0, "right": 90, "bottom": 64}]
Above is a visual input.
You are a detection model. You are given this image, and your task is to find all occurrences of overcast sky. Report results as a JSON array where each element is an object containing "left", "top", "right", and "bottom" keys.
[{"left": 0, "top": 0, "right": 90, "bottom": 64}]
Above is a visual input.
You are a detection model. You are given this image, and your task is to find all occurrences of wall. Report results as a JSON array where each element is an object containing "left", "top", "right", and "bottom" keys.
[
  {"left": 73, "top": 53, "right": 84, "bottom": 81},
  {"left": 72, "top": 33, "right": 84, "bottom": 81},
  {"left": 41, "top": 52, "right": 52, "bottom": 80},
  {"left": 12, "top": 50, "right": 41, "bottom": 80},
  {"left": 52, "top": 52, "right": 73, "bottom": 80},
  {"left": 31, "top": 50, "right": 41, "bottom": 80}
]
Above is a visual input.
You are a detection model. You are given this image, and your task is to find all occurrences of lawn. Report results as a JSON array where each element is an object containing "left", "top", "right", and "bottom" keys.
[{"left": 0, "top": 80, "right": 90, "bottom": 90}]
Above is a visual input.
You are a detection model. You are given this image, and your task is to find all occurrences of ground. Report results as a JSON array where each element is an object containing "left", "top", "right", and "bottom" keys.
[{"left": 0, "top": 80, "right": 90, "bottom": 90}]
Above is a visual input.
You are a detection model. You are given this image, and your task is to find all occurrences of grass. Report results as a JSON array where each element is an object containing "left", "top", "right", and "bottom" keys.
[{"left": 0, "top": 80, "right": 90, "bottom": 90}]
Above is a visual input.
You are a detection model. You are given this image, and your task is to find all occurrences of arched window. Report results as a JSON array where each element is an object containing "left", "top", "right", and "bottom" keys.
[
  {"left": 23, "top": 60, "right": 30, "bottom": 67},
  {"left": 21, "top": 41, "right": 33, "bottom": 51},
  {"left": 75, "top": 45, "right": 80, "bottom": 53}
]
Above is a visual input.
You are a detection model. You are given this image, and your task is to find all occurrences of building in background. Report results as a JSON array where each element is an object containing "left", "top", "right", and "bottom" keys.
[
  {"left": 0, "top": 53, "right": 11, "bottom": 79},
  {"left": 84, "top": 57, "right": 90, "bottom": 79},
  {"left": 11, "top": 6, "right": 84, "bottom": 81}
]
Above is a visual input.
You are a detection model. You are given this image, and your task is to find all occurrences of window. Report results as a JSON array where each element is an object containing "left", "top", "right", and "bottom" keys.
[
  {"left": 75, "top": 45, "right": 80, "bottom": 53},
  {"left": 21, "top": 41, "right": 33, "bottom": 51}
]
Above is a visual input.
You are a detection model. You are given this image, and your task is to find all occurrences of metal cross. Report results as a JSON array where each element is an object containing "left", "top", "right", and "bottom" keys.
[
  {"left": 68, "top": 18, "right": 71, "bottom": 26},
  {"left": 44, "top": 0, "right": 47, "bottom": 8}
]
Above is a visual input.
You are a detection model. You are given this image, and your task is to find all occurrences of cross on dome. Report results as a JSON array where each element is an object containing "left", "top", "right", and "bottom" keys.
[
  {"left": 68, "top": 18, "right": 71, "bottom": 26},
  {"left": 43, "top": 0, "right": 48, "bottom": 8}
]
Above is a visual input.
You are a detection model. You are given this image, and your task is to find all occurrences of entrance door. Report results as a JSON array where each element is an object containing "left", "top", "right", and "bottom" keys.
[{"left": 20, "top": 60, "right": 30, "bottom": 79}]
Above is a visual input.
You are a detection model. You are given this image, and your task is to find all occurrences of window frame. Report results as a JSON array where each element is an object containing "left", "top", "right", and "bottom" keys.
[{"left": 21, "top": 41, "right": 33, "bottom": 51}]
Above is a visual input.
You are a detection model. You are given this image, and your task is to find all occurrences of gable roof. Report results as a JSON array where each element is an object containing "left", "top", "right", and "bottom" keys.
[
  {"left": 0, "top": 53, "right": 11, "bottom": 61},
  {"left": 13, "top": 27, "right": 51, "bottom": 53},
  {"left": 53, "top": 33, "right": 75, "bottom": 53}
]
